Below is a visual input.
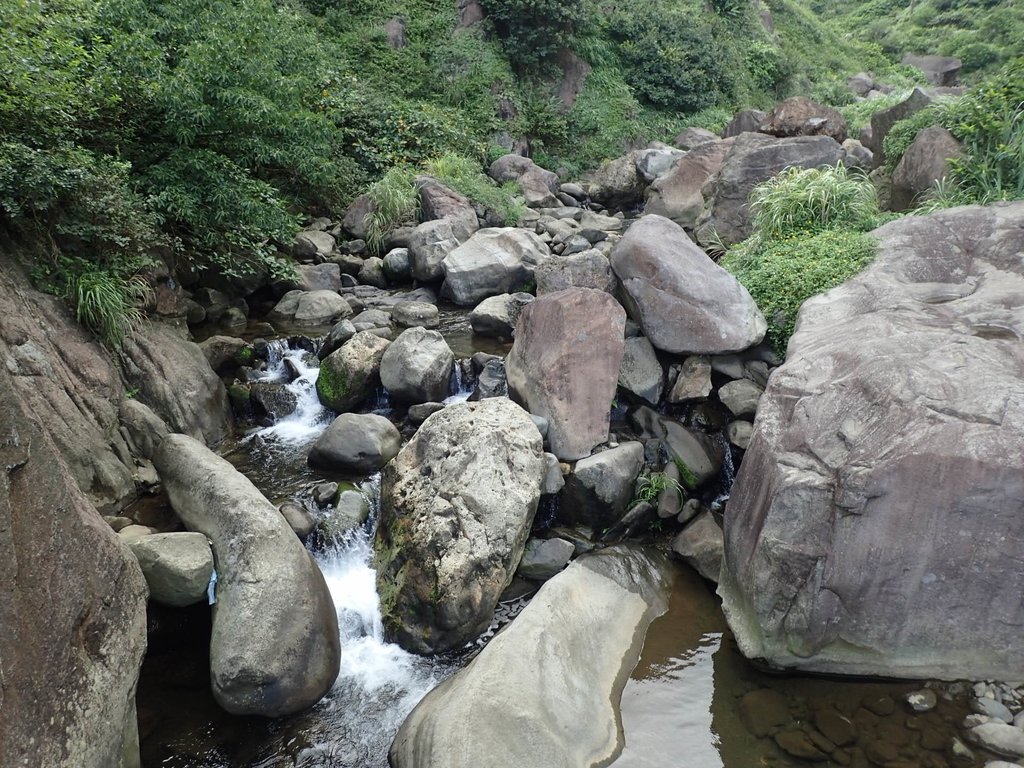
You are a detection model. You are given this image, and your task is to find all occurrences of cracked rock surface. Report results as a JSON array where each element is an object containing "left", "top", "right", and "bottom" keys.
[{"left": 718, "top": 202, "right": 1024, "bottom": 679}]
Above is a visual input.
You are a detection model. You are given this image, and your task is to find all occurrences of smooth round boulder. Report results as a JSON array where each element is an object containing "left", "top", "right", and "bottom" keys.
[
  {"left": 307, "top": 413, "right": 402, "bottom": 473},
  {"left": 441, "top": 228, "right": 549, "bottom": 306},
  {"left": 610, "top": 215, "right": 766, "bottom": 355},
  {"left": 293, "top": 290, "right": 351, "bottom": 326},
  {"left": 153, "top": 434, "right": 340, "bottom": 717},
  {"left": 128, "top": 532, "right": 214, "bottom": 607},
  {"left": 469, "top": 293, "right": 533, "bottom": 338},
  {"left": 389, "top": 546, "right": 670, "bottom": 768},
  {"left": 392, "top": 301, "right": 440, "bottom": 329},
  {"left": 379, "top": 327, "right": 454, "bottom": 404}
]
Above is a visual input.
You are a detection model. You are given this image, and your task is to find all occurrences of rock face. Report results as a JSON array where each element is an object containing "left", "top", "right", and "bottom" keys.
[
  {"left": 441, "top": 228, "right": 548, "bottom": 306},
  {"left": 121, "top": 322, "right": 232, "bottom": 447},
  {"left": 866, "top": 87, "right": 933, "bottom": 166},
  {"left": 379, "top": 327, "right": 454, "bottom": 404},
  {"left": 308, "top": 412, "right": 402, "bottom": 473},
  {"left": 644, "top": 139, "right": 732, "bottom": 229},
  {"left": 316, "top": 331, "right": 391, "bottom": 412},
  {"left": 389, "top": 546, "right": 669, "bottom": 768},
  {"left": 0, "top": 347, "right": 147, "bottom": 767},
  {"left": 588, "top": 152, "right": 646, "bottom": 208},
  {"left": 534, "top": 249, "right": 616, "bottom": 295},
  {"left": 374, "top": 399, "right": 544, "bottom": 654},
  {"left": 719, "top": 202, "right": 1024, "bottom": 680},
  {"left": 610, "top": 215, "right": 766, "bottom": 354},
  {"left": 562, "top": 442, "right": 646, "bottom": 529},
  {"left": 696, "top": 133, "right": 845, "bottom": 246},
  {"left": 506, "top": 288, "right": 626, "bottom": 461},
  {"left": 902, "top": 53, "right": 961, "bottom": 86},
  {"left": 891, "top": 125, "right": 963, "bottom": 211},
  {"left": 154, "top": 434, "right": 340, "bottom": 715}
]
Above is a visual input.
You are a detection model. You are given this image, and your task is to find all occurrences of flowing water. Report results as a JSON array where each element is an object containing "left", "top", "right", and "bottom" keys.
[{"left": 138, "top": 333, "right": 993, "bottom": 768}]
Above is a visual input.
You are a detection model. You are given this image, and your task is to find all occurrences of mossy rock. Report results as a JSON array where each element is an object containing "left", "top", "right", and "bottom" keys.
[{"left": 315, "top": 331, "right": 391, "bottom": 412}]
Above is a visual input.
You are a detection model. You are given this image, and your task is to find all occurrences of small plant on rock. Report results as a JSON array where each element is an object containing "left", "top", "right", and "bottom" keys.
[{"left": 632, "top": 471, "right": 684, "bottom": 509}]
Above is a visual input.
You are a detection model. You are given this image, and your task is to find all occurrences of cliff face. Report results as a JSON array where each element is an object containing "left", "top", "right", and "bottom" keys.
[
  {"left": 0, "top": 248, "right": 232, "bottom": 767},
  {"left": 0, "top": 330, "right": 148, "bottom": 767}
]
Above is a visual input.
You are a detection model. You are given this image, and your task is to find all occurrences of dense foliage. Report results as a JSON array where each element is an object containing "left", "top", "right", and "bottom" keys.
[{"left": 723, "top": 166, "right": 881, "bottom": 352}]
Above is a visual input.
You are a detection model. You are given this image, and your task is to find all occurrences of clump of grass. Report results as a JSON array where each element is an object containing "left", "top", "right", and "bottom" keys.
[
  {"left": 65, "top": 269, "right": 149, "bottom": 346},
  {"left": 749, "top": 164, "right": 881, "bottom": 239},
  {"left": 422, "top": 152, "right": 524, "bottom": 226},
  {"left": 363, "top": 165, "right": 420, "bottom": 252},
  {"left": 632, "top": 471, "right": 684, "bottom": 508}
]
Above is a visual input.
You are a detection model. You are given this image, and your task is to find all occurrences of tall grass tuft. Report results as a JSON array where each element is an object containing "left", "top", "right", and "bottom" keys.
[
  {"left": 66, "top": 269, "right": 149, "bottom": 346},
  {"left": 749, "top": 163, "right": 881, "bottom": 239},
  {"left": 363, "top": 165, "right": 420, "bottom": 253}
]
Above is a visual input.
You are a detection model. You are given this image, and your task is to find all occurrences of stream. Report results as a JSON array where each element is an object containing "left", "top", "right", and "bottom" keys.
[{"left": 137, "top": 322, "right": 990, "bottom": 768}]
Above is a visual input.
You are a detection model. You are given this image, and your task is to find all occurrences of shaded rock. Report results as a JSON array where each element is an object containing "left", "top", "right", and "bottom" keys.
[
  {"left": 542, "top": 452, "right": 565, "bottom": 495},
  {"left": 293, "top": 229, "right": 335, "bottom": 261},
  {"left": 588, "top": 152, "right": 646, "bottom": 208},
  {"left": 645, "top": 139, "right": 732, "bottom": 229},
  {"left": 671, "top": 511, "right": 723, "bottom": 582},
  {"left": 342, "top": 194, "right": 375, "bottom": 240},
  {"left": 618, "top": 336, "right": 663, "bottom": 404},
  {"left": 673, "top": 126, "right": 719, "bottom": 150},
  {"left": 561, "top": 442, "right": 645, "bottom": 531},
  {"left": 635, "top": 147, "right": 685, "bottom": 183},
  {"left": 199, "top": 335, "right": 249, "bottom": 374},
  {"left": 374, "top": 399, "right": 544, "bottom": 654},
  {"left": 660, "top": 418, "right": 723, "bottom": 490},
  {"left": 696, "top": 133, "right": 845, "bottom": 246},
  {"left": 128, "top": 532, "right": 214, "bottom": 607},
  {"left": 470, "top": 357, "right": 507, "bottom": 400},
  {"left": 279, "top": 501, "right": 316, "bottom": 538},
  {"left": 308, "top": 413, "right": 402, "bottom": 473},
  {"left": 718, "top": 202, "right": 1024, "bottom": 680},
  {"left": 441, "top": 228, "right": 549, "bottom": 306},
  {"left": 815, "top": 708, "right": 857, "bottom": 746},
  {"left": 383, "top": 247, "right": 412, "bottom": 283},
  {"left": 891, "top": 125, "right": 963, "bottom": 211},
  {"left": 535, "top": 248, "right": 616, "bottom": 295},
  {"left": 506, "top": 288, "right": 626, "bottom": 460},
  {"left": 417, "top": 177, "right": 479, "bottom": 241},
  {"left": 775, "top": 730, "right": 828, "bottom": 761},
  {"left": 739, "top": 689, "right": 790, "bottom": 736},
  {"left": 668, "top": 356, "right": 713, "bottom": 402},
  {"left": 611, "top": 215, "right": 766, "bottom": 354},
  {"left": 389, "top": 546, "right": 669, "bottom": 768},
  {"left": 392, "top": 301, "right": 440, "bottom": 329},
  {"left": 296, "top": 263, "right": 343, "bottom": 293},
  {"left": 903, "top": 54, "right": 962, "bottom": 86},
  {"left": 469, "top": 292, "right": 534, "bottom": 338},
  {"left": 866, "top": 87, "right": 934, "bottom": 166},
  {"left": 723, "top": 109, "right": 767, "bottom": 138},
  {"left": 408, "top": 402, "right": 444, "bottom": 425},
  {"left": 842, "top": 138, "right": 874, "bottom": 169},
  {"left": 379, "top": 327, "right": 454, "bottom": 404},
  {"left": 317, "top": 319, "right": 357, "bottom": 360},
  {"left": 250, "top": 381, "right": 298, "bottom": 421},
  {"left": 489, "top": 154, "right": 560, "bottom": 209},
  {"left": 153, "top": 434, "right": 340, "bottom": 716},
  {"left": 761, "top": 96, "right": 848, "bottom": 142},
  {"left": 718, "top": 378, "right": 764, "bottom": 417},
  {"left": 358, "top": 256, "right": 388, "bottom": 289},
  {"left": 121, "top": 322, "right": 232, "bottom": 447},
  {"left": 321, "top": 490, "right": 371, "bottom": 540},
  {"left": 316, "top": 331, "right": 391, "bottom": 412},
  {"left": 726, "top": 420, "right": 753, "bottom": 450},
  {"left": 517, "top": 538, "right": 575, "bottom": 580}
]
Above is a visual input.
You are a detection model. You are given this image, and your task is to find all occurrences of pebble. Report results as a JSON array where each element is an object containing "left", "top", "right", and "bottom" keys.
[{"left": 906, "top": 689, "right": 938, "bottom": 712}]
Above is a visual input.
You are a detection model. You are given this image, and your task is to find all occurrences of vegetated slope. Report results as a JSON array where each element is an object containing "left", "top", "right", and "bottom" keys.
[{"left": 0, "top": 0, "right": 925, "bottom": 329}]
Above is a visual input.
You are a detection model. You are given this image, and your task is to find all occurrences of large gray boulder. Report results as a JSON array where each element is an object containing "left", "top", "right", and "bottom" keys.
[
  {"left": 644, "top": 139, "right": 732, "bottom": 229},
  {"left": 587, "top": 152, "right": 646, "bottom": 208},
  {"left": 469, "top": 292, "right": 534, "bottom": 338},
  {"left": 902, "top": 54, "right": 961, "bottom": 86},
  {"left": 308, "top": 412, "right": 402, "bottom": 473},
  {"left": 695, "top": 133, "right": 845, "bottom": 246},
  {"left": 891, "top": 125, "right": 963, "bottom": 211},
  {"left": 719, "top": 202, "right": 1024, "bottom": 680},
  {"left": 441, "top": 228, "right": 549, "bottom": 306},
  {"left": 506, "top": 288, "right": 626, "bottom": 461},
  {"left": 488, "top": 154, "right": 560, "bottom": 208},
  {"left": 409, "top": 219, "right": 463, "bottom": 282},
  {"left": 316, "top": 331, "right": 391, "bottom": 412},
  {"left": 379, "top": 327, "right": 454, "bottom": 404},
  {"left": 610, "top": 215, "right": 766, "bottom": 354},
  {"left": 389, "top": 546, "right": 670, "bottom": 768},
  {"left": 865, "top": 87, "right": 933, "bottom": 166},
  {"left": 128, "top": 532, "right": 214, "bottom": 607},
  {"left": 618, "top": 336, "right": 663, "bottom": 404},
  {"left": 374, "top": 399, "right": 544, "bottom": 654},
  {"left": 153, "top": 434, "right": 341, "bottom": 716}
]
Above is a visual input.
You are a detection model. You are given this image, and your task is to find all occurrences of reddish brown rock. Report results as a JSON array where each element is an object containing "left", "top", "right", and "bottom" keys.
[{"left": 506, "top": 288, "right": 626, "bottom": 460}]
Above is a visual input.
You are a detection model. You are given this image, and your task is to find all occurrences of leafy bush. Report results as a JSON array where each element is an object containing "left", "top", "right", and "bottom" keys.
[
  {"left": 480, "top": 0, "right": 587, "bottom": 72},
  {"left": 422, "top": 153, "right": 523, "bottom": 226},
  {"left": 839, "top": 89, "right": 911, "bottom": 134},
  {"left": 749, "top": 164, "right": 881, "bottom": 238},
  {"left": 722, "top": 230, "right": 877, "bottom": 352}
]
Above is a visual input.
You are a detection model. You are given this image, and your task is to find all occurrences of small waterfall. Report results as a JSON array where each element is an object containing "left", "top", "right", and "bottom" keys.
[
  {"left": 710, "top": 436, "right": 736, "bottom": 512},
  {"left": 442, "top": 360, "right": 474, "bottom": 405},
  {"left": 252, "top": 339, "right": 331, "bottom": 444}
]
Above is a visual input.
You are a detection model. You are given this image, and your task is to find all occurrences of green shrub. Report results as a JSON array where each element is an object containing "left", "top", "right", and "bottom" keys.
[
  {"left": 838, "top": 89, "right": 911, "bottom": 134},
  {"left": 749, "top": 164, "right": 881, "bottom": 238},
  {"left": 722, "top": 229, "right": 877, "bottom": 352},
  {"left": 422, "top": 153, "right": 523, "bottom": 226},
  {"left": 479, "top": 0, "right": 587, "bottom": 72}
]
